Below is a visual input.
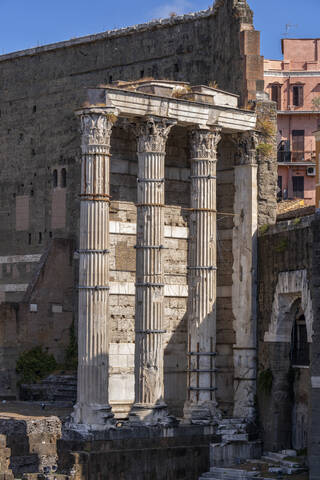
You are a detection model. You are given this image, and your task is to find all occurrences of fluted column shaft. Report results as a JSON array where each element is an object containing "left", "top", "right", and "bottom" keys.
[
  {"left": 184, "top": 127, "right": 221, "bottom": 424},
  {"left": 73, "top": 108, "right": 117, "bottom": 427},
  {"left": 131, "top": 117, "right": 175, "bottom": 423}
]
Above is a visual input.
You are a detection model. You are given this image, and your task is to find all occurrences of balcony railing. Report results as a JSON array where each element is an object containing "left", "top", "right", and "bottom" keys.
[
  {"left": 278, "top": 150, "right": 292, "bottom": 162},
  {"left": 277, "top": 150, "right": 316, "bottom": 163}
]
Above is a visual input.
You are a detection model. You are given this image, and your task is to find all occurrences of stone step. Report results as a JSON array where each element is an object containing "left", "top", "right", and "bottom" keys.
[
  {"left": 20, "top": 375, "right": 77, "bottom": 403},
  {"left": 218, "top": 419, "right": 246, "bottom": 426},
  {"left": 210, "top": 440, "right": 262, "bottom": 468},
  {"left": 221, "top": 434, "right": 249, "bottom": 442},
  {"left": 22, "top": 474, "right": 71, "bottom": 480},
  {"left": 218, "top": 426, "right": 246, "bottom": 433},
  {"left": 200, "top": 477, "right": 265, "bottom": 480},
  {"left": 219, "top": 429, "right": 243, "bottom": 435},
  {"left": 208, "top": 467, "right": 260, "bottom": 479},
  {"left": 261, "top": 454, "right": 301, "bottom": 468},
  {"left": 218, "top": 423, "right": 246, "bottom": 428},
  {"left": 200, "top": 471, "right": 263, "bottom": 480}
]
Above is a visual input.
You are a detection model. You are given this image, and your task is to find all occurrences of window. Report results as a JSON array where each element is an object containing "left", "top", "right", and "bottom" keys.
[
  {"left": 292, "top": 130, "right": 304, "bottom": 162},
  {"left": 292, "top": 176, "right": 304, "bottom": 199},
  {"left": 60, "top": 168, "right": 67, "bottom": 188},
  {"left": 292, "top": 85, "right": 304, "bottom": 107},
  {"left": 53, "top": 169, "right": 58, "bottom": 188},
  {"left": 271, "top": 84, "right": 281, "bottom": 109},
  {"left": 291, "top": 314, "right": 309, "bottom": 366}
]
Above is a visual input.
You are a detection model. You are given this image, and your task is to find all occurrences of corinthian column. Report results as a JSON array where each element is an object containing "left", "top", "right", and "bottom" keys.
[
  {"left": 73, "top": 107, "right": 117, "bottom": 428},
  {"left": 232, "top": 131, "right": 258, "bottom": 420},
  {"left": 130, "top": 116, "right": 175, "bottom": 424},
  {"left": 184, "top": 127, "right": 221, "bottom": 424}
]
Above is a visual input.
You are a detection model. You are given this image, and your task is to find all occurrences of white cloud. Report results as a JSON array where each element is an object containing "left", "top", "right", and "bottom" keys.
[{"left": 152, "top": 0, "right": 195, "bottom": 18}]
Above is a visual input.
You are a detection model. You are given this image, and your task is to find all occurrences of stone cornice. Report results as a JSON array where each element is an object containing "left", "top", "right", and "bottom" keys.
[{"left": 85, "top": 87, "right": 256, "bottom": 133}]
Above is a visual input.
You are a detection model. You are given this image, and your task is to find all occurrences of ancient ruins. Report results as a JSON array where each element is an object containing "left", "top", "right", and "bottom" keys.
[
  {"left": 0, "top": 0, "right": 319, "bottom": 479},
  {"left": 72, "top": 83, "right": 256, "bottom": 428}
]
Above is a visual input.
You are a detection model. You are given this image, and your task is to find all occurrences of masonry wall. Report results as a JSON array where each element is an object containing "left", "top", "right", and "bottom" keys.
[
  {"left": 0, "top": 0, "right": 264, "bottom": 300},
  {"left": 0, "top": 127, "right": 238, "bottom": 417},
  {"left": 58, "top": 429, "right": 219, "bottom": 480},
  {"left": 0, "top": 239, "right": 75, "bottom": 398},
  {"left": 255, "top": 99, "right": 278, "bottom": 227},
  {"left": 0, "top": 0, "right": 266, "bottom": 415},
  {"left": 258, "top": 217, "right": 313, "bottom": 451},
  {"left": 309, "top": 212, "right": 320, "bottom": 480}
]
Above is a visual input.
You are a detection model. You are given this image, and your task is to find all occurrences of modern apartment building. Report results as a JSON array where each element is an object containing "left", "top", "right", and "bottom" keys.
[{"left": 265, "top": 38, "right": 320, "bottom": 205}]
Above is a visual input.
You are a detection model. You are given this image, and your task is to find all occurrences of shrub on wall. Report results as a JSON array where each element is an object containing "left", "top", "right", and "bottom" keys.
[
  {"left": 16, "top": 346, "right": 57, "bottom": 384},
  {"left": 256, "top": 143, "right": 273, "bottom": 157}
]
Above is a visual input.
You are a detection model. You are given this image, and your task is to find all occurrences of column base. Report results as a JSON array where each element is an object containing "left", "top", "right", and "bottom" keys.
[
  {"left": 129, "top": 403, "right": 177, "bottom": 426},
  {"left": 72, "top": 402, "right": 114, "bottom": 430},
  {"left": 183, "top": 400, "right": 220, "bottom": 425}
]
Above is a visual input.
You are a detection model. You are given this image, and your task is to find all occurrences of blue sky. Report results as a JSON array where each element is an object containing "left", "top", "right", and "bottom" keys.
[{"left": 0, "top": 0, "right": 319, "bottom": 59}]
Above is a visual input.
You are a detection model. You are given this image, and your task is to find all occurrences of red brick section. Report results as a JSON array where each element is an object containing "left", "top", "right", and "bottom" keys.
[{"left": 240, "top": 29, "right": 264, "bottom": 105}]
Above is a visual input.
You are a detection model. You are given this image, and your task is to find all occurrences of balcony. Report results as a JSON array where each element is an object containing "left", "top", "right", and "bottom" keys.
[
  {"left": 277, "top": 149, "right": 316, "bottom": 164},
  {"left": 278, "top": 150, "right": 292, "bottom": 162}
]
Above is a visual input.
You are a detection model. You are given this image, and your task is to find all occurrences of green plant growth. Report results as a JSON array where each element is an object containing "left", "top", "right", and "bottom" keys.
[
  {"left": 257, "top": 143, "right": 273, "bottom": 157},
  {"left": 106, "top": 112, "right": 118, "bottom": 124},
  {"left": 257, "top": 117, "right": 276, "bottom": 138},
  {"left": 292, "top": 217, "right": 301, "bottom": 226},
  {"left": 64, "top": 320, "right": 78, "bottom": 371},
  {"left": 274, "top": 238, "right": 289, "bottom": 253},
  {"left": 209, "top": 80, "right": 219, "bottom": 89},
  {"left": 258, "top": 368, "right": 273, "bottom": 395},
  {"left": 259, "top": 224, "right": 269, "bottom": 235},
  {"left": 16, "top": 346, "right": 57, "bottom": 384}
]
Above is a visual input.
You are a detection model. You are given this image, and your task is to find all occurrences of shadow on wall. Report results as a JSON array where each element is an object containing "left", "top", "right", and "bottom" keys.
[
  {"left": 258, "top": 296, "right": 310, "bottom": 452},
  {"left": 0, "top": 239, "right": 75, "bottom": 400},
  {"left": 109, "top": 124, "right": 191, "bottom": 416}
]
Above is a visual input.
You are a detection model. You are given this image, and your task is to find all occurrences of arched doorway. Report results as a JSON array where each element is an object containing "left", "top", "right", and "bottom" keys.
[
  {"left": 262, "top": 270, "right": 313, "bottom": 451},
  {"left": 290, "top": 300, "right": 310, "bottom": 450}
]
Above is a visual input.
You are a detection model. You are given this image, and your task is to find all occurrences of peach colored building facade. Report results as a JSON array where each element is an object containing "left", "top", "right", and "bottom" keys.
[{"left": 265, "top": 39, "right": 320, "bottom": 205}]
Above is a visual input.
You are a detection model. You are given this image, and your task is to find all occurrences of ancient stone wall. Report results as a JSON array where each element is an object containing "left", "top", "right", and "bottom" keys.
[
  {"left": 309, "top": 212, "right": 320, "bottom": 480},
  {"left": 0, "top": 99, "right": 242, "bottom": 418},
  {"left": 0, "top": 239, "right": 75, "bottom": 398},
  {"left": 0, "top": 0, "right": 263, "bottom": 299},
  {"left": 0, "top": 0, "right": 267, "bottom": 417},
  {"left": 58, "top": 428, "right": 219, "bottom": 480},
  {"left": 255, "top": 99, "right": 278, "bottom": 227},
  {"left": 258, "top": 216, "right": 313, "bottom": 450},
  {"left": 0, "top": 417, "right": 61, "bottom": 477}
]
